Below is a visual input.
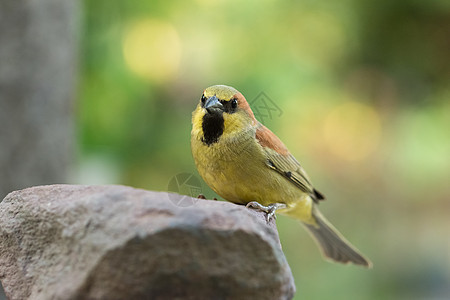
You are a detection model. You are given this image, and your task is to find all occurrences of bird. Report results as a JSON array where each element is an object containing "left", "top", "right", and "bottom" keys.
[{"left": 191, "top": 84, "right": 372, "bottom": 267}]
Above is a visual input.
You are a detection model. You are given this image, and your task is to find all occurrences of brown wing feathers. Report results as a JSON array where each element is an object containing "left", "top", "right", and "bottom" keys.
[
  {"left": 255, "top": 124, "right": 325, "bottom": 202},
  {"left": 255, "top": 125, "right": 290, "bottom": 156}
]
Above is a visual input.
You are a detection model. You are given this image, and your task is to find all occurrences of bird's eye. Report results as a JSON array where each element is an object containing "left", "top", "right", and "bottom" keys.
[
  {"left": 201, "top": 95, "right": 207, "bottom": 105},
  {"left": 231, "top": 98, "right": 238, "bottom": 109}
]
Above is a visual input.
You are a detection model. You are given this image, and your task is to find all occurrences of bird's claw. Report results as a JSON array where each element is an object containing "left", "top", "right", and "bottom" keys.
[
  {"left": 246, "top": 201, "right": 287, "bottom": 223},
  {"left": 197, "top": 194, "right": 218, "bottom": 200}
]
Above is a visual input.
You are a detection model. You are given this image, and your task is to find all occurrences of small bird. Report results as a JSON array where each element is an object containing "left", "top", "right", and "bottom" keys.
[{"left": 191, "top": 84, "right": 372, "bottom": 267}]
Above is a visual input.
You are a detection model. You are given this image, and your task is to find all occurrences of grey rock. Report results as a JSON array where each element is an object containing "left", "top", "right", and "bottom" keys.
[{"left": 0, "top": 185, "right": 295, "bottom": 300}]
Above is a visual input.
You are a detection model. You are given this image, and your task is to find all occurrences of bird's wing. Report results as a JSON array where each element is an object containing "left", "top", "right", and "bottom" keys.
[
  {"left": 255, "top": 124, "right": 325, "bottom": 201},
  {"left": 264, "top": 147, "right": 315, "bottom": 195}
]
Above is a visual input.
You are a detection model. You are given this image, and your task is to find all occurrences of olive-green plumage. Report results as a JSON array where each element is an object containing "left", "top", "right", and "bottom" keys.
[{"left": 191, "top": 84, "right": 371, "bottom": 267}]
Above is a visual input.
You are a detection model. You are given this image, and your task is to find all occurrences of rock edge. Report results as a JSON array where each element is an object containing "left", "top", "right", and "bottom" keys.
[{"left": 0, "top": 185, "right": 295, "bottom": 300}]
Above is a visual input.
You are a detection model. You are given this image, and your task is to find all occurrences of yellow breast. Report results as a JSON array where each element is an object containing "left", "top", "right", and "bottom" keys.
[{"left": 191, "top": 108, "right": 315, "bottom": 224}]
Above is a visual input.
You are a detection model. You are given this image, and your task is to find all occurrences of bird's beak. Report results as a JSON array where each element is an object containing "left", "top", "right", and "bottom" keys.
[{"left": 204, "top": 95, "right": 223, "bottom": 114}]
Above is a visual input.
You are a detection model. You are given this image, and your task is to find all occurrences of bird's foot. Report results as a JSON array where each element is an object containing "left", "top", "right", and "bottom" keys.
[
  {"left": 197, "top": 194, "right": 218, "bottom": 200},
  {"left": 246, "top": 201, "right": 287, "bottom": 223}
]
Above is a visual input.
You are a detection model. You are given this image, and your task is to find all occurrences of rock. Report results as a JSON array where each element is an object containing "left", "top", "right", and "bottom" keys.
[{"left": 0, "top": 185, "right": 295, "bottom": 300}]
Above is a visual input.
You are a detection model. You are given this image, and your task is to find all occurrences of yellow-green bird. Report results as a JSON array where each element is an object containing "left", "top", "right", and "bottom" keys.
[{"left": 191, "top": 84, "right": 371, "bottom": 267}]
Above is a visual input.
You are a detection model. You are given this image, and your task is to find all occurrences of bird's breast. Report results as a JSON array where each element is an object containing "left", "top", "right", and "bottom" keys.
[{"left": 192, "top": 131, "right": 298, "bottom": 202}]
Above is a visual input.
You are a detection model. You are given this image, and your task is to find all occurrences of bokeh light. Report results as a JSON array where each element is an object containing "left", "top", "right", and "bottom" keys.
[
  {"left": 322, "top": 101, "right": 382, "bottom": 162},
  {"left": 123, "top": 19, "right": 181, "bottom": 82}
]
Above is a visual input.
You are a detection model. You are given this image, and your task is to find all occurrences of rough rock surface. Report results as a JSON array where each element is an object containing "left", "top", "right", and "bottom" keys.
[{"left": 0, "top": 185, "right": 295, "bottom": 300}]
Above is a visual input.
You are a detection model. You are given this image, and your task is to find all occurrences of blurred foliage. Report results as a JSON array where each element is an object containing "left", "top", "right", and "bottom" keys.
[{"left": 78, "top": 0, "right": 450, "bottom": 299}]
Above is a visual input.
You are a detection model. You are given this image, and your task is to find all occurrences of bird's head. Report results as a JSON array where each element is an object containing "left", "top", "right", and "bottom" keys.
[{"left": 192, "top": 85, "right": 257, "bottom": 145}]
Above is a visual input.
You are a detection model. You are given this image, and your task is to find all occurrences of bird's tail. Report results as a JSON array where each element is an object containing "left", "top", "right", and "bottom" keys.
[{"left": 303, "top": 208, "right": 372, "bottom": 267}]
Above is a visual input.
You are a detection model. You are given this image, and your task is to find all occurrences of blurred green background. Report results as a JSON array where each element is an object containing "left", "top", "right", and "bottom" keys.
[{"left": 57, "top": 0, "right": 450, "bottom": 299}]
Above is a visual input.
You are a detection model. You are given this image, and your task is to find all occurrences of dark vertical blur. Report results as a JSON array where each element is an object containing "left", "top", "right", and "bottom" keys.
[
  {"left": 0, "top": 0, "right": 78, "bottom": 198},
  {"left": 0, "top": 0, "right": 78, "bottom": 297}
]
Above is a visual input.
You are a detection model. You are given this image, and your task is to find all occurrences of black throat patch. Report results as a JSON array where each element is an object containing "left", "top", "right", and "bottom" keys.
[{"left": 201, "top": 112, "right": 224, "bottom": 146}]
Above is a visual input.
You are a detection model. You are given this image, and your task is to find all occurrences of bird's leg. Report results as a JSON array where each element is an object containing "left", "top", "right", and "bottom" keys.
[
  {"left": 197, "top": 194, "right": 218, "bottom": 200},
  {"left": 246, "top": 201, "right": 287, "bottom": 223}
]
